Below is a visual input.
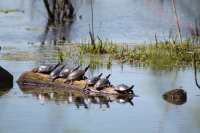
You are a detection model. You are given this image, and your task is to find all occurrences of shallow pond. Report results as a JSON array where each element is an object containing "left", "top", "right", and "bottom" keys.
[
  {"left": 1, "top": 0, "right": 200, "bottom": 133},
  {"left": 1, "top": 50, "right": 200, "bottom": 133}
]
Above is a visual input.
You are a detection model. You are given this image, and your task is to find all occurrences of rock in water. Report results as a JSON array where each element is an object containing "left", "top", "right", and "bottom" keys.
[
  {"left": 0, "top": 66, "right": 13, "bottom": 90},
  {"left": 162, "top": 88, "right": 187, "bottom": 105}
]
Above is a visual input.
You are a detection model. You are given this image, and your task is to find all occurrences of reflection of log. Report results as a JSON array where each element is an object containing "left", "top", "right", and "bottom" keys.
[
  {"left": 19, "top": 84, "right": 134, "bottom": 108},
  {"left": 162, "top": 89, "right": 187, "bottom": 105},
  {"left": 0, "top": 66, "right": 13, "bottom": 90},
  {"left": 17, "top": 71, "right": 122, "bottom": 95}
]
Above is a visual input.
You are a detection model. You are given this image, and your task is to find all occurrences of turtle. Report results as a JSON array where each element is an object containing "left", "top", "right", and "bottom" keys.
[
  {"left": 32, "top": 63, "right": 60, "bottom": 74},
  {"left": 59, "top": 65, "right": 80, "bottom": 78},
  {"left": 86, "top": 73, "right": 103, "bottom": 86},
  {"left": 49, "top": 64, "right": 65, "bottom": 81},
  {"left": 64, "top": 65, "right": 90, "bottom": 83},
  {"left": 114, "top": 84, "right": 134, "bottom": 95},
  {"left": 94, "top": 74, "right": 111, "bottom": 91}
]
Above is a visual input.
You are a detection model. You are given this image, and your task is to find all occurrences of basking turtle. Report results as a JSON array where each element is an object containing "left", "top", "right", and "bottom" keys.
[
  {"left": 49, "top": 64, "right": 65, "bottom": 81},
  {"left": 94, "top": 74, "right": 111, "bottom": 91},
  {"left": 64, "top": 65, "right": 90, "bottom": 83},
  {"left": 87, "top": 73, "right": 103, "bottom": 86},
  {"left": 114, "top": 84, "right": 134, "bottom": 95},
  {"left": 59, "top": 65, "right": 80, "bottom": 78},
  {"left": 32, "top": 63, "right": 60, "bottom": 74}
]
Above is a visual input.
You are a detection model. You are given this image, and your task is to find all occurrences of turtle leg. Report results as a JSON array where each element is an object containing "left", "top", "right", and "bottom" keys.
[
  {"left": 69, "top": 80, "right": 73, "bottom": 85},
  {"left": 51, "top": 76, "right": 58, "bottom": 82}
]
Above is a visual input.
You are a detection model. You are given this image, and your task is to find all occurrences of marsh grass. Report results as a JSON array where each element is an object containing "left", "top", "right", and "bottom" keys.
[{"left": 78, "top": 40, "right": 200, "bottom": 69}]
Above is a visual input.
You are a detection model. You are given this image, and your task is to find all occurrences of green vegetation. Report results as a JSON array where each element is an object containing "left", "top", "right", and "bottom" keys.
[
  {"left": 78, "top": 40, "right": 200, "bottom": 69},
  {"left": 0, "top": 9, "right": 24, "bottom": 14}
]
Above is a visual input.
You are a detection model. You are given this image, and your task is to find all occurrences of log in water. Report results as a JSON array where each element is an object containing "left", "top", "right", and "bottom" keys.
[{"left": 17, "top": 71, "right": 123, "bottom": 96}]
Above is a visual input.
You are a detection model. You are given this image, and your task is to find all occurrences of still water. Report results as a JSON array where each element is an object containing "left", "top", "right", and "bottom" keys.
[
  {"left": 0, "top": 0, "right": 200, "bottom": 133},
  {"left": 0, "top": 0, "right": 200, "bottom": 43}
]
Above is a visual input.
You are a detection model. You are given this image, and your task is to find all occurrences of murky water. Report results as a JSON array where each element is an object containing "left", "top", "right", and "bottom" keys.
[{"left": 1, "top": 0, "right": 200, "bottom": 133}]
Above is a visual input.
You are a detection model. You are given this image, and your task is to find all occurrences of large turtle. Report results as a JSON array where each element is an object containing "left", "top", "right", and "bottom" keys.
[
  {"left": 49, "top": 64, "right": 65, "bottom": 81},
  {"left": 86, "top": 73, "right": 103, "bottom": 86},
  {"left": 59, "top": 65, "right": 80, "bottom": 78},
  {"left": 114, "top": 84, "right": 134, "bottom": 95},
  {"left": 94, "top": 74, "right": 111, "bottom": 91},
  {"left": 32, "top": 63, "right": 60, "bottom": 74},
  {"left": 64, "top": 65, "right": 90, "bottom": 83}
]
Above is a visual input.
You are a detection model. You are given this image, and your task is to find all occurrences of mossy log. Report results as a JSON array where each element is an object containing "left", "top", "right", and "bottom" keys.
[
  {"left": 162, "top": 89, "right": 187, "bottom": 105},
  {"left": 17, "top": 71, "right": 121, "bottom": 96}
]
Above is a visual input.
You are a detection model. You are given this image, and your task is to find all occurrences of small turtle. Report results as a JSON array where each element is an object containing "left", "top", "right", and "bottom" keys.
[
  {"left": 64, "top": 65, "right": 90, "bottom": 83},
  {"left": 114, "top": 84, "right": 134, "bottom": 95},
  {"left": 32, "top": 63, "right": 60, "bottom": 74},
  {"left": 87, "top": 73, "right": 103, "bottom": 86},
  {"left": 94, "top": 74, "right": 111, "bottom": 91},
  {"left": 49, "top": 64, "right": 65, "bottom": 81},
  {"left": 59, "top": 65, "right": 80, "bottom": 78}
]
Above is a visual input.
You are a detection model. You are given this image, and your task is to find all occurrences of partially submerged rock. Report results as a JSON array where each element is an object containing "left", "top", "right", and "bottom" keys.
[
  {"left": 0, "top": 66, "right": 13, "bottom": 90},
  {"left": 162, "top": 88, "right": 187, "bottom": 105}
]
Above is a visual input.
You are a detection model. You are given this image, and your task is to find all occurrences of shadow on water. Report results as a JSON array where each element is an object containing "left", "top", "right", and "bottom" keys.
[{"left": 40, "top": 0, "right": 75, "bottom": 44}]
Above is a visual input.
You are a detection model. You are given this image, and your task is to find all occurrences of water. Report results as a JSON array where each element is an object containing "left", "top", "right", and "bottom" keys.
[
  {"left": 0, "top": 0, "right": 200, "bottom": 44},
  {"left": 1, "top": 0, "right": 200, "bottom": 133}
]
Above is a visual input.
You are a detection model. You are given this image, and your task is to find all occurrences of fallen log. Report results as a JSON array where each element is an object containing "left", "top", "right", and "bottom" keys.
[{"left": 17, "top": 71, "right": 126, "bottom": 96}]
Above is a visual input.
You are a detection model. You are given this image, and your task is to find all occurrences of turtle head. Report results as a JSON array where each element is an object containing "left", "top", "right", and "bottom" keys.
[
  {"left": 106, "top": 74, "right": 111, "bottom": 79},
  {"left": 73, "top": 65, "right": 80, "bottom": 71},
  {"left": 98, "top": 73, "right": 103, "bottom": 78},
  {"left": 84, "top": 65, "right": 90, "bottom": 72},
  {"left": 129, "top": 85, "right": 134, "bottom": 90},
  {"left": 55, "top": 62, "right": 61, "bottom": 68}
]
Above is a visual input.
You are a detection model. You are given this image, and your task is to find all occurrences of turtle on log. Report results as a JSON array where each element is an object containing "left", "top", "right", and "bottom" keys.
[{"left": 64, "top": 65, "right": 90, "bottom": 84}]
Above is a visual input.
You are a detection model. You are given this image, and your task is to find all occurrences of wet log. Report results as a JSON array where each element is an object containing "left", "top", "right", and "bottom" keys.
[
  {"left": 162, "top": 89, "right": 187, "bottom": 105},
  {"left": 0, "top": 66, "right": 13, "bottom": 90},
  {"left": 17, "top": 71, "right": 121, "bottom": 96}
]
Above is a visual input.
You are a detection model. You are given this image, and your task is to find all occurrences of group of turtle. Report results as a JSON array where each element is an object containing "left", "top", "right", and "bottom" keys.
[{"left": 32, "top": 63, "right": 134, "bottom": 95}]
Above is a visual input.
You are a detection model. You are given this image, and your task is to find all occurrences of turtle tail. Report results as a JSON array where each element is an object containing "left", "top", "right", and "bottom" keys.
[{"left": 129, "top": 85, "right": 134, "bottom": 90}]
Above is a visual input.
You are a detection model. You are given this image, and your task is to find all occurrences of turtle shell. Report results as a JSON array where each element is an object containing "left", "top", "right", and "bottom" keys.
[
  {"left": 59, "top": 68, "right": 71, "bottom": 78},
  {"left": 95, "top": 78, "right": 110, "bottom": 90},
  {"left": 59, "top": 65, "right": 80, "bottom": 78},
  {"left": 87, "top": 73, "right": 103, "bottom": 86},
  {"left": 37, "top": 63, "right": 60, "bottom": 74},
  {"left": 50, "top": 64, "right": 65, "bottom": 78},
  {"left": 114, "top": 84, "right": 134, "bottom": 94},
  {"left": 67, "top": 70, "right": 85, "bottom": 81},
  {"left": 115, "top": 84, "right": 130, "bottom": 91},
  {"left": 66, "top": 65, "right": 89, "bottom": 81}
]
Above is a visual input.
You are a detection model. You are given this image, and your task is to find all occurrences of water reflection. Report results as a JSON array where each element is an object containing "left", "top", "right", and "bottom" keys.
[
  {"left": 20, "top": 85, "right": 135, "bottom": 109},
  {"left": 1, "top": 0, "right": 200, "bottom": 43}
]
